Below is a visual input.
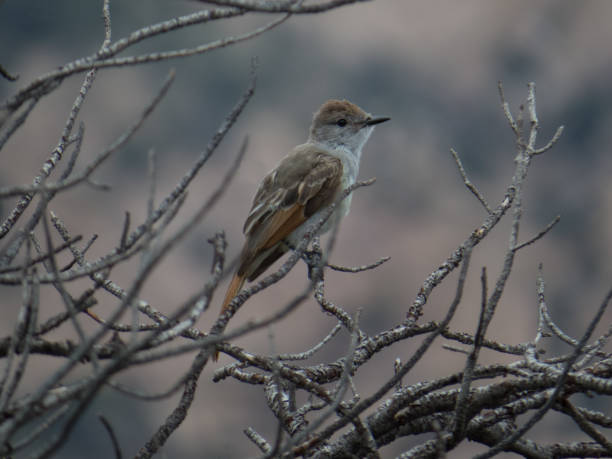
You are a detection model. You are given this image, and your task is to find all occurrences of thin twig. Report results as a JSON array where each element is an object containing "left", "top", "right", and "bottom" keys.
[
  {"left": 514, "top": 215, "right": 561, "bottom": 252},
  {"left": 98, "top": 415, "right": 123, "bottom": 459},
  {"left": 326, "top": 256, "right": 390, "bottom": 273},
  {"left": 450, "top": 148, "right": 492, "bottom": 214},
  {"left": 244, "top": 427, "right": 272, "bottom": 453},
  {"left": 276, "top": 322, "right": 343, "bottom": 361},
  {"left": 0, "top": 68, "right": 99, "bottom": 239},
  {"left": 498, "top": 81, "right": 519, "bottom": 136},
  {"left": 453, "top": 267, "right": 488, "bottom": 440},
  {"left": 560, "top": 399, "right": 612, "bottom": 454},
  {"left": 202, "top": 0, "right": 370, "bottom": 13},
  {"left": 0, "top": 97, "right": 37, "bottom": 151},
  {"left": 0, "top": 235, "right": 82, "bottom": 274},
  {"left": 0, "top": 63, "right": 18, "bottom": 81},
  {"left": 531, "top": 125, "right": 564, "bottom": 155}
]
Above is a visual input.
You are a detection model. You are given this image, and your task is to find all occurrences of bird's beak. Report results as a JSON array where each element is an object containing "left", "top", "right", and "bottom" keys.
[{"left": 365, "top": 116, "right": 391, "bottom": 126}]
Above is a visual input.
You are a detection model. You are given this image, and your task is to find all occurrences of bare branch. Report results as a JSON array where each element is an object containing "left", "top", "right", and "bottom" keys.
[
  {"left": 201, "top": 0, "right": 371, "bottom": 13},
  {"left": 244, "top": 427, "right": 272, "bottom": 453},
  {"left": 0, "top": 68, "right": 99, "bottom": 238},
  {"left": 450, "top": 148, "right": 492, "bottom": 214},
  {"left": 498, "top": 81, "right": 519, "bottom": 136},
  {"left": 327, "top": 255, "right": 390, "bottom": 273},
  {"left": 532, "top": 125, "right": 564, "bottom": 155},
  {"left": 0, "top": 63, "right": 18, "bottom": 82},
  {"left": 475, "top": 288, "right": 612, "bottom": 459},
  {"left": 292, "top": 243, "right": 474, "bottom": 455},
  {"left": 514, "top": 215, "right": 561, "bottom": 252},
  {"left": 408, "top": 185, "right": 514, "bottom": 321},
  {"left": 98, "top": 415, "right": 123, "bottom": 459},
  {"left": 560, "top": 399, "right": 612, "bottom": 454}
]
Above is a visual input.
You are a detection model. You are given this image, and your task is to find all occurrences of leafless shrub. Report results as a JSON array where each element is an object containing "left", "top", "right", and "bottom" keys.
[{"left": 1, "top": 1, "right": 610, "bottom": 458}]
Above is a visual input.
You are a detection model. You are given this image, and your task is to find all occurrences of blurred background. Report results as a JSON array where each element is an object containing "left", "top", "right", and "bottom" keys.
[{"left": 1, "top": 0, "right": 611, "bottom": 457}]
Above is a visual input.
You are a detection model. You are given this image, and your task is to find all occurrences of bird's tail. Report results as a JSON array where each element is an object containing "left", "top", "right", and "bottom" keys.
[{"left": 213, "top": 273, "right": 246, "bottom": 361}]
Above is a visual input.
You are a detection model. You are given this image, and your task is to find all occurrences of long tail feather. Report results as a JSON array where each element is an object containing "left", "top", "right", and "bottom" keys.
[
  {"left": 220, "top": 273, "right": 246, "bottom": 317},
  {"left": 213, "top": 273, "right": 246, "bottom": 361}
]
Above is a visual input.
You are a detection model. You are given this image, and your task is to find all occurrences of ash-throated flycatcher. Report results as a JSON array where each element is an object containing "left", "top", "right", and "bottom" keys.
[{"left": 219, "top": 99, "right": 389, "bottom": 320}]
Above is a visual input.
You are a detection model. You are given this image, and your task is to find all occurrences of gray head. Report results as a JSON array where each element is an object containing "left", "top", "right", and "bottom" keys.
[{"left": 308, "top": 99, "right": 390, "bottom": 155}]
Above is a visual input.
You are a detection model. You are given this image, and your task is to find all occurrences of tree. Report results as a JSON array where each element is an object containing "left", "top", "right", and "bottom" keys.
[{"left": 1, "top": 1, "right": 611, "bottom": 458}]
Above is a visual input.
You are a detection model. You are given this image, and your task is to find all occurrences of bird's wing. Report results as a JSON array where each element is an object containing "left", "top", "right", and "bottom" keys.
[{"left": 237, "top": 146, "right": 342, "bottom": 278}]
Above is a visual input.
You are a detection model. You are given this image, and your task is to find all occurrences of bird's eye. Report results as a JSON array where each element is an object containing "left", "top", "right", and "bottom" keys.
[{"left": 336, "top": 118, "right": 347, "bottom": 127}]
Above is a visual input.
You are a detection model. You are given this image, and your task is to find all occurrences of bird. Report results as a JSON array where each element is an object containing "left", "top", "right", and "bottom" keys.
[{"left": 216, "top": 99, "right": 389, "bottom": 348}]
